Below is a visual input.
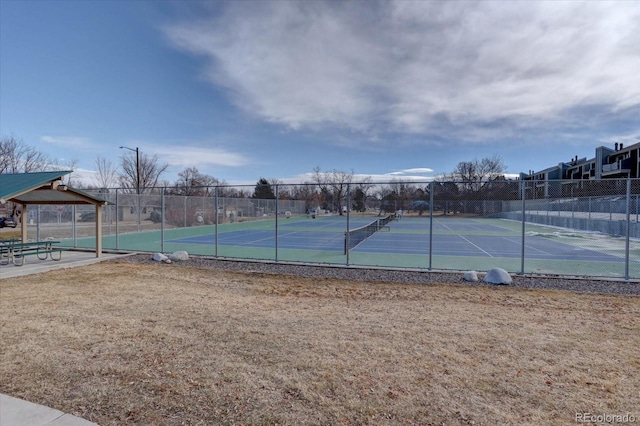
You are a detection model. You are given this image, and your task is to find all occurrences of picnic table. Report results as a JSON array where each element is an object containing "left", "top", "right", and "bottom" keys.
[
  {"left": 0, "top": 239, "right": 20, "bottom": 265},
  {"left": 0, "top": 240, "right": 63, "bottom": 266}
]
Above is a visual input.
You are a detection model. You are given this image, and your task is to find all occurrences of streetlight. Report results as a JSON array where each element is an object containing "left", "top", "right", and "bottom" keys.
[{"left": 119, "top": 146, "right": 140, "bottom": 194}]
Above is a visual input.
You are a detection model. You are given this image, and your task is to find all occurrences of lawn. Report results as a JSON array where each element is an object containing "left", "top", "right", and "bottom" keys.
[{"left": 1, "top": 260, "right": 638, "bottom": 425}]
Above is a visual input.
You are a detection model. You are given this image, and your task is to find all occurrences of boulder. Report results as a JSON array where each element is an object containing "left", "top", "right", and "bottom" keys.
[
  {"left": 463, "top": 271, "right": 479, "bottom": 282},
  {"left": 483, "top": 268, "right": 512, "bottom": 285},
  {"left": 152, "top": 252, "right": 172, "bottom": 264},
  {"left": 169, "top": 250, "right": 189, "bottom": 261},
  {"left": 152, "top": 252, "right": 168, "bottom": 262}
]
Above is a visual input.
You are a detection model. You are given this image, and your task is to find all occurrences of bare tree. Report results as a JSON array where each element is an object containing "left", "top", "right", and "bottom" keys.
[
  {"left": 1, "top": 136, "right": 53, "bottom": 220},
  {"left": 330, "top": 169, "right": 355, "bottom": 214},
  {"left": 264, "top": 178, "right": 293, "bottom": 199},
  {"left": 311, "top": 167, "right": 354, "bottom": 215},
  {"left": 94, "top": 155, "right": 119, "bottom": 190},
  {"left": 170, "top": 167, "right": 223, "bottom": 196},
  {"left": 375, "top": 184, "right": 395, "bottom": 215},
  {"left": 289, "top": 183, "right": 320, "bottom": 212},
  {"left": 119, "top": 151, "right": 169, "bottom": 194},
  {"left": 449, "top": 155, "right": 507, "bottom": 193},
  {"left": 0, "top": 136, "right": 50, "bottom": 174},
  {"left": 387, "top": 179, "right": 417, "bottom": 211},
  {"left": 50, "top": 157, "right": 80, "bottom": 186}
]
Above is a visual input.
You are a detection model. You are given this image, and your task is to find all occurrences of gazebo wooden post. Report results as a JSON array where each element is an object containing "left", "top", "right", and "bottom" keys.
[
  {"left": 20, "top": 203, "right": 28, "bottom": 243},
  {"left": 95, "top": 204, "right": 103, "bottom": 257}
]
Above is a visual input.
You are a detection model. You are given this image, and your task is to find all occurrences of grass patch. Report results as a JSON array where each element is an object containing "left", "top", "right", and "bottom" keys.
[{"left": 1, "top": 261, "right": 638, "bottom": 425}]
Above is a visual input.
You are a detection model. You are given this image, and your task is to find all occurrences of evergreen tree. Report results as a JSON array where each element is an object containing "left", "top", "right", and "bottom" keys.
[{"left": 253, "top": 178, "right": 276, "bottom": 199}]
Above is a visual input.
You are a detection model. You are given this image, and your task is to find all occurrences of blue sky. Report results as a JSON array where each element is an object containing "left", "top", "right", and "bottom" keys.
[{"left": 1, "top": 0, "right": 638, "bottom": 187}]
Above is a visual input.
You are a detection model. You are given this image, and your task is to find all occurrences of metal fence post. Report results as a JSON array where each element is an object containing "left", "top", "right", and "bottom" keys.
[
  {"left": 115, "top": 189, "right": 119, "bottom": 250},
  {"left": 520, "top": 180, "right": 526, "bottom": 275},
  {"left": 610, "top": 198, "right": 613, "bottom": 222},
  {"left": 137, "top": 193, "right": 141, "bottom": 233},
  {"left": 625, "top": 178, "right": 631, "bottom": 280},
  {"left": 547, "top": 197, "right": 550, "bottom": 221},
  {"left": 275, "top": 185, "right": 279, "bottom": 262},
  {"left": 161, "top": 189, "right": 165, "bottom": 253},
  {"left": 429, "top": 181, "right": 434, "bottom": 270},
  {"left": 346, "top": 183, "right": 351, "bottom": 266},
  {"left": 214, "top": 186, "right": 219, "bottom": 257},
  {"left": 72, "top": 205, "right": 77, "bottom": 246}
]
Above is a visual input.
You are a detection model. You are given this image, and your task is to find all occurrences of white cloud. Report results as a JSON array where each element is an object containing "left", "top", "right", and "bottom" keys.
[
  {"left": 600, "top": 131, "right": 640, "bottom": 147},
  {"left": 284, "top": 169, "right": 437, "bottom": 186},
  {"left": 163, "top": 0, "right": 640, "bottom": 143},
  {"left": 40, "top": 135, "right": 91, "bottom": 150},
  {"left": 388, "top": 168, "right": 434, "bottom": 176},
  {"left": 70, "top": 168, "right": 98, "bottom": 187},
  {"left": 152, "top": 145, "right": 250, "bottom": 168}
]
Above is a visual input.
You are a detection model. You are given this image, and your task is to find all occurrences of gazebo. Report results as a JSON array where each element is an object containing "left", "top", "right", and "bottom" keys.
[{"left": 0, "top": 171, "right": 109, "bottom": 257}]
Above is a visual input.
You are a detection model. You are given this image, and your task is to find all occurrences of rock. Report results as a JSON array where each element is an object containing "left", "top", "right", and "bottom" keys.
[
  {"left": 169, "top": 250, "right": 189, "bottom": 261},
  {"left": 152, "top": 252, "right": 168, "bottom": 262},
  {"left": 464, "top": 271, "right": 479, "bottom": 282},
  {"left": 484, "top": 268, "right": 512, "bottom": 285}
]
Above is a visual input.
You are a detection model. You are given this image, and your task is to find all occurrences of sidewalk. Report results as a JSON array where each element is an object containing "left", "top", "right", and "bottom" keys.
[
  {"left": 0, "top": 249, "right": 129, "bottom": 279},
  {"left": 0, "top": 394, "right": 97, "bottom": 426}
]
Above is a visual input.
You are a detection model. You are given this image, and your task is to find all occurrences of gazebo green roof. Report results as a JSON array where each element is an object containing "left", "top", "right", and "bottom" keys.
[{"left": 0, "top": 171, "right": 108, "bottom": 205}]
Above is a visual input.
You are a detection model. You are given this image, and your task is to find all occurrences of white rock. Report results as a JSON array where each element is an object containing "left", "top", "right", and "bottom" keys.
[
  {"left": 152, "top": 252, "right": 168, "bottom": 262},
  {"left": 464, "top": 271, "right": 479, "bottom": 282},
  {"left": 484, "top": 268, "right": 512, "bottom": 285},
  {"left": 169, "top": 250, "right": 189, "bottom": 261}
]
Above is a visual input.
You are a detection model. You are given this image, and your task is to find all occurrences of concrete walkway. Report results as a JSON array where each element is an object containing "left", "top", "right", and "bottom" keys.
[
  {"left": 1, "top": 249, "right": 132, "bottom": 426},
  {"left": 0, "top": 394, "right": 98, "bottom": 426},
  {"left": 0, "top": 249, "right": 128, "bottom": 279}
]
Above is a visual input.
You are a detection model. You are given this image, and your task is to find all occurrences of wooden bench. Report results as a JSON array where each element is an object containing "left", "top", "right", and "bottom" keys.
[{"left": 3, "top": 241, "right": 64, "bottom": 266}]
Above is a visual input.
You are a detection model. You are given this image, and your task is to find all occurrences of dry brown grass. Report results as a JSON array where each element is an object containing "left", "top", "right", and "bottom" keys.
[
  {"left": 1, "top": 261, "right": 639, "bottom": 425},
  {"left": 0, "top": 229, "right": 21, "bottom": 240}
]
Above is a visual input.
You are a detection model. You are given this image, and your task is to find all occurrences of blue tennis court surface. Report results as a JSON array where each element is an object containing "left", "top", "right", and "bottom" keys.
[
  {"left": 171, "top": 229, "right": 345, "bottom": 252},
  {"left": 168, "top": 216, "right": 623, "bottom": 262},
  {"left": 357, "top": 233, "right": 621, "bottom": 261}
]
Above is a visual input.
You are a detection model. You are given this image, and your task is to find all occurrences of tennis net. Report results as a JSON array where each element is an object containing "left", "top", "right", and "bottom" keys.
[{"left": 344, "top": 213, "right": 395, "bottom": 254}]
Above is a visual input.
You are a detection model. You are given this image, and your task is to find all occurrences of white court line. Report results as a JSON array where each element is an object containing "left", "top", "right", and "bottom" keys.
[
  {"left": 286, "top": 219, "right": 355, "bottom": 232},
  {"left": 457, "top": 235, "right": 494, "bottom": 257},
  {"left": 239, "top": 229, "right": 338, "bottom": 246},
  {"left": 217, "top": 230, "right": 274, "bottom": 246},
  {"left": 309, "top": 221, "right": 342, "bottom": 229},
  {"left": 501, "top": 236, "right": 555, "bottom": 256},
  {"left": 439, "top": 222, "right": 453, "bottom": 231}
]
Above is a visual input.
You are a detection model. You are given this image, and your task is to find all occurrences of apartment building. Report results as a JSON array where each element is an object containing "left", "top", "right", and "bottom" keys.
[{"left": 520, "top": 141, "right": 640, "bottom": 197}]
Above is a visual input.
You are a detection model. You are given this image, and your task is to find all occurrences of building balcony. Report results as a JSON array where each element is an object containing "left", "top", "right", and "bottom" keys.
[{"left": 602, "top": 158, "right": 632, "bottom": 176}]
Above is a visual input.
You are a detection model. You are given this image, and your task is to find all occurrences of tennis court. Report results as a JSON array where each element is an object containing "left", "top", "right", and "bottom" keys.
[
  {"left": 159, "top": 215, "right": 633, "bottom": 277},
  {"left": 167, "top": 216, "right": 375, "bottom": 253}
]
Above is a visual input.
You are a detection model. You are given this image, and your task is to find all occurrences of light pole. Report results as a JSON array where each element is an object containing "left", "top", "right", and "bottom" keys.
[{"left": 119, "top": 146, "right": 140, "bottom": 194}]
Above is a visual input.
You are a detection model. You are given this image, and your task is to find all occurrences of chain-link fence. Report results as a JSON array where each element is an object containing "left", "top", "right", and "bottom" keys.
[{"left": 20, "top": 179, "right": 640, "bottom": 279}]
